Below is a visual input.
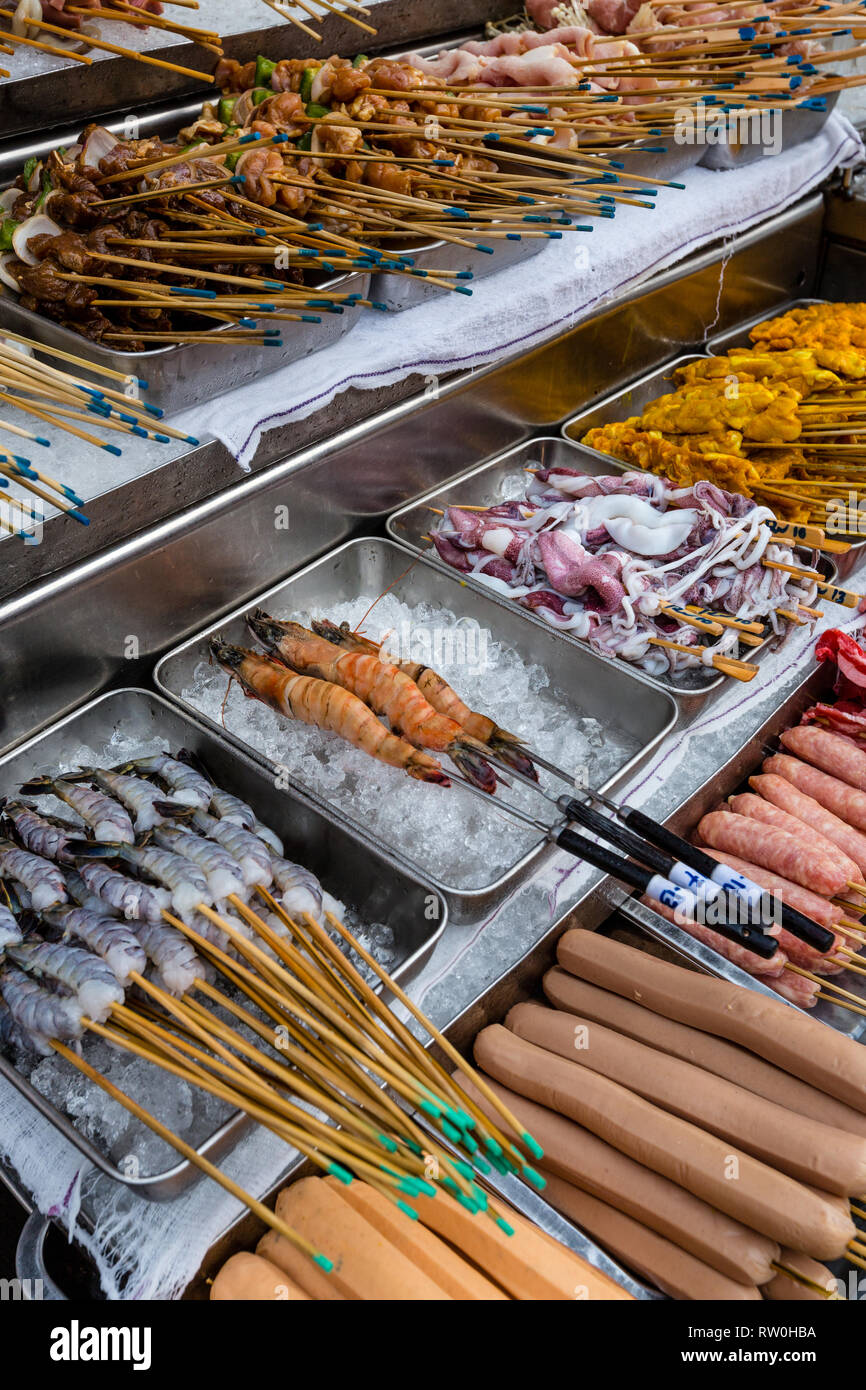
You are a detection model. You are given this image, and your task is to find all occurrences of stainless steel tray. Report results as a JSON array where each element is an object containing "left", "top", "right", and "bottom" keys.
[
  {"left": 386, "top": 436, "right": 837, "bottom": 712},
  {"left": 0, "top": 102, "right": 368, "bottom": 414},
  {"left": 374, "top": 231, "right": 547, "bottom": 313},
  {"left": 699, "top": 88, "right": 840, "bottom": 171},
  {"left": 154, "top": 535, "right": 677, "bottom": 922},
  {"left": 0, "top": 686, "right": 447, "bottom": 1200}
]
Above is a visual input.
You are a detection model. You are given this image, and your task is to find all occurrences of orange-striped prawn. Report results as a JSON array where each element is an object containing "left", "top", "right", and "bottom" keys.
[
  {"left": 209, "top": 640, "right": 450, "bottom": 786},
  {"left": 247, "top": 612, "right": 498, "bottom": 794},
  {"left": 310, "top": 617, "right": 538, "bottom": 781}
]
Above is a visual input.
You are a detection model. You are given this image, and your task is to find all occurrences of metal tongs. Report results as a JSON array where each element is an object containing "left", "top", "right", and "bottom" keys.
[{"left": 451, "top": 745, "right": 836, "bottom": 961}]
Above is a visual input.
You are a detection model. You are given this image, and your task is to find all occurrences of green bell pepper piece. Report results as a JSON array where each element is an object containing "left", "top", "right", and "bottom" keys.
[
  {"left": 255, "top": 54, "right": 276, "bottom": 87},
  {"left": 217, "top": 95, "right": 238, "bottom": 125},
  {"left": 299, "top": 64, "right": 321, "bottom": 104},
  {"left": 0, "top": 218, "right": 17, "bottom": 252}
]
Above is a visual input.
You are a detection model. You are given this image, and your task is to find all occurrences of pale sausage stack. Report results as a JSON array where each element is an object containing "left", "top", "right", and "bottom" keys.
[
  {"left": 467, "top": 929, "right": 866, "bottom": 1301},
  {"left": 210, "top": 1173, "right": 634, "bottom": 1301}
]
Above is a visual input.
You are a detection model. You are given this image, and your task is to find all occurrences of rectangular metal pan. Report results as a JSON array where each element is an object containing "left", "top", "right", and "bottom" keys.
[
  {"left": 698, "top": 88, "right": 840, "bottom": 171},
  {"left": 373, "top": 232, "right": 547, "bottom": 313},
  {"left": 154, "top": 535, "right": 678, "bottom": 922},
  {"left": 386, "top": 436, "right": 836, "bottom": 714},
  {"left": 0, "top": 686, "right": 447, "bottom": 1200},
  {"left": 186, "top": 889, "right": 805, "bottom": 1301},
  {"left": 0, "top": 102, "right": 369, "bottom": 414}
]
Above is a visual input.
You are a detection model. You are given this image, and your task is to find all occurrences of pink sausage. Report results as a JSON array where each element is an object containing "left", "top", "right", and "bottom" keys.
[
  {"left": 696, "top": 810, "right": 848, "bottom": 899},
  {"left": 727, "top": 793, "right": 862, "bottom": 885},
  {"left": 763, "top": 754, "right": 866, "bottom": 835},
  {"left": 749, "top": 773, "right": 866, "bottom": 882},
  {"left": 639, "top": 895, "right": 786, "bottom": 978},
  {"left": 764, "top": 974, "right": 820, "bottom": 1009},
  {"left": 698, "top": 849, "right": 843, "bottom": 932},
  {"left": 782, "top": 726, "right": 866, "bottom": 793}
]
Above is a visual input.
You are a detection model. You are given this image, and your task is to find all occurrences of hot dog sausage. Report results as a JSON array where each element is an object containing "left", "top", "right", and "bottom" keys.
[
  {"left": 556, "top": 928, "right": 866, "bottom": 1114},
  {"left": 763, "top": 1249, "right": 840, "bottom": 1302},
  {"left": 542, "top": 967, "right": 866, "bottom": 1138},
  {"left": 276, "top": 1178, "right": 451, "bottom": 1300},
  {"left": 505, "top": 1001, "right": 866, "bottom": 1195},
  {"left": 256, "top": 1230, "right": 345, "bottom": 1301},
  {"left": 727, "top": 792, "right": 863, "bottom": 885},
  {"left": 781, "top": 726, "right": 866, "bottom": 793},
  {"left": 210, "top": 1252, "right": 311, "bottom": 1301},
  {"left": 474, "top": 1025, "right": 853, "bottom": 1258},
  {"left": 322, "top": 1177, "right": 508, "bottom": 1300},
  {"left": 750, "top": 772, "right": 866, "bottom": 880},
  {"left": 539, "top": 1172, "right": 762, "bottom": 1301},
  {"left": 763, "top": 753, "right": 866, "bottom": 835},
  {"left": 455, "top": 1073, "right": 778, "bottom": 1284},
  {"left": 696, "top": 810, "right": 847, "bottom": 898}
]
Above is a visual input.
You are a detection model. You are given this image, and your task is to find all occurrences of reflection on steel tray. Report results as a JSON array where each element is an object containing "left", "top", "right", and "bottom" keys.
[
  {"left": 386, "top": 437, "right": 837, "bottom": 713},
  {"left": 154, "top": 536, "right": 677, "bottom": 923},
  {"left": 0, "top": 687, "right": 446, "bottom": 1200}
]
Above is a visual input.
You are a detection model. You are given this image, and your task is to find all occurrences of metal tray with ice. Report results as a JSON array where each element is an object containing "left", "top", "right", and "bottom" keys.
[
  {"left": 0, "top": 687, "right": 447, "bottom": 1200},
  {"left": 387, "top": 436, "right": 837, "bottom": 714},
  {"left": 154, "top": 536, "right": 677, "bottom": 923}
]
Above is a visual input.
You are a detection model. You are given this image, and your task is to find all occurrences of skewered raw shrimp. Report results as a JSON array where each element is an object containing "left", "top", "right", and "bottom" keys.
[
  {"left": 0, "top": 839, "right": 67, "bottom": 912},
  {"left": 0, "top": 903, "right": 22, "bottom": 953},
  {"left": 0, "top": 963, "right": 83, "bottom": 1052},
  {"left": 133, "top": 922, "right": 202, "bottom": 996},
  {"left": 153, "top": 825, "right": 248, "bottom": 904},
  {"left": 76, "top": 844, "right": 212, "bottom": 920},
  {"left": 312, "top": 617, "right": 538, "bottom": 780},
  {"left": 75, "top": 861, "right": 171, "bottom": 924},
  {"left": 249, "top": 613, "right": 497, "bottom": 793},
  {"left": 210, "top": 786, "right": 257, "bottom": 831},
  {"left": 252, "top": 820, "right": 284, "bottom": 856},
  {"left": 86, "top": 769, "right": 187, "bottom": 834},
  {"left": 210, "top": 640, "right": 450, "bottom": 787},
  {"left": 20, "top": 777, "right": 135, "bottom": 845},
  {"left": 42, "top": 905, "right": 147, "bottom": 985},
  {"left": 125, "top": 753, "right": 212, "bottom": 810},
  {"left": 2, "top": 802, "right": 78, "bottom": 864},
  {"left": 270, "top": 856, "right": 324, "bottom": 921},
  {"left": 190, "top": 809, "right": 274, "bottom": 889},
  {"left": 8, "top": 939, "right": 123, "bottom": 1023}
]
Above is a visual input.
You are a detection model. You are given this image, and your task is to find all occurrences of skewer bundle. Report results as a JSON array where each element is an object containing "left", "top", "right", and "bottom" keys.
[
  {"left": 0, "top": 751, "right": 544, "bottom": 1271},
  {"left": 0, "top": 328, "right": 189, "bottom": 538},
  {"left": 0, "top": 0, "right": 224, "bottom": 79}
]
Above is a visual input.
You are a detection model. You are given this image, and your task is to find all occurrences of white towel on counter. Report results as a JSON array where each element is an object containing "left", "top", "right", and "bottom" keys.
[
  {"left": 2, "top": 553, "right": 866, "bottom": 1300},
  {"left": 177, "top": 113, "right": 864, "bottom": 469}
]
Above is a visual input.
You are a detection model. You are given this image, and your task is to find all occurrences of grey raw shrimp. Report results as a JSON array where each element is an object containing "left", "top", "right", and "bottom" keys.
[
  {"left": 20, "top": 776, "right": 135, "bottom": 845},
  {"left": 8, "top": 938, "right": 123, "bottom": 1022},
  {"left": 0, "top": 839, "right": 67, "bottom": 912},
  {"left": 0, "top": 963, "right": 83, "bottom": 1052}
]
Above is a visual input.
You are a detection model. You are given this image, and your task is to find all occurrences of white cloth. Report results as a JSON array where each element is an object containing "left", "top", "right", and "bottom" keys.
[
  {"left": 0, "top": 119, "right": 864, "bottom": 1301},
  {"left": 178, "top": 113, "right": 864, "bottom": 469}
]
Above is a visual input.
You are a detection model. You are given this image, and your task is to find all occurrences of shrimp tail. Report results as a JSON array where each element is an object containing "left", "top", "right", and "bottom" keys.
[
  {"left": 488, "top": 733, "right": 539, "bottom": 782},
  {"left": 450, "top": 742, "right": 498, "bottom": 794},
  {"left": 18, "top": 775, "right": 55, "bottom": 795},
  {"left": 65, "top": 840, "right": 123, "bottom": 860},
  {"left": 406, "top": 758, "right": 451, "bottom": 786}
]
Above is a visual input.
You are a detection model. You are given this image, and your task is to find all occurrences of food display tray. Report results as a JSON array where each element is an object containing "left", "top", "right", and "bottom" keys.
[
  {"left": 0, "top": 686, "right": 447, "bottom": 1199},
  {"left": 153, "top": 535, "right": 677, "bottom": 922},
  {"left": 386, "top": 436, "right": 837, "bottom": 713},
  {"left": 698, "top": 88, "right": 840, "bottom": 171}
]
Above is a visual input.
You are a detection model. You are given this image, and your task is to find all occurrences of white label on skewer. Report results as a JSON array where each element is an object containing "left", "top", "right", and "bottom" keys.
[
  {"left": 667, "top": 862, "right": 722, "bottom": 900},
  {"left": 708, "top": 865, "right": 765, "bottom": 909},
  {"left": 646, "top": 875, "right": 698, "bottom": 917},
  {"left": 124, "top": 376, "right": 140, "bottom": 400}
]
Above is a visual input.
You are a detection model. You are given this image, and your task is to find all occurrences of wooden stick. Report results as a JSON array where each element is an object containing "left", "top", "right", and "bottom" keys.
[
  {"left": 10, "top": 14, "right": 215, "bottom": 78},
  {"left": 0, "top": 24, "right": 93, "bottom": 61},
  {"left": 51, "top": 1037, "right": 332, "bottom": 1267}
]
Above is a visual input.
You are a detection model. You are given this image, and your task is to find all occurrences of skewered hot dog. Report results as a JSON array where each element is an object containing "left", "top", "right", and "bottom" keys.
[
  {"left": 474, "top": 1026, "right": 853, "bottom": 1258},
  {"left": 276, "top": 1178, "right": 452, "bottom": 1300},
  {"left": 321, "top": 1177, "right": 508, "bottom": 1300},
  {"left": 763, "top": 1249, "right": 840, "bottom": 1302},
  {"left": 727, "top": 792, "right": 863, "bottom": 885},
  {"left": 781, "top": 725, "right": 866, "bottom": 793},
  {"left": 210, "top": 1252, "right": 311, "bottom": 1301},
  {"left": 749, "top": 772, "right": 866, "bottom": 880},
  {"left": 696, "top": 810, "right": 848, "bottom": 899},
  {"left": 455, "top": 1073, "right": 779, "bottom": 1284},
  {"left": 539, "top": 1173, "right": 762, "bottom": 1301},
  {"left": 256, "top": 1231, "right": 345, "bottom": 1300},
  {"left": 762, "top": 753, "right": 866, "bottom": 835},
  {"left": 556, "top": 928, "right": 866, "bottom": 1113},
  {"left": 505, "top": 1001, "right": 866, "bottom": 1195},
  {"left": 542, "top": 967, "right": 866, "bottom": 1138}
]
